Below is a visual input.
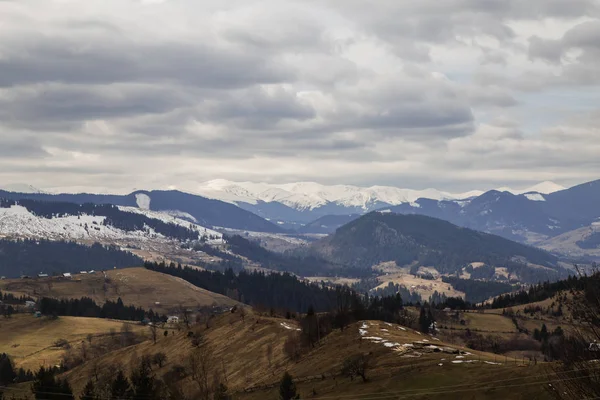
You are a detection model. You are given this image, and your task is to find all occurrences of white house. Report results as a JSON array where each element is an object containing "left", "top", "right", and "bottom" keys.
[
  {"left": 167, "top": 316, "right": 179, "bottom": 324},
  {"left": 63, "top": 273, "right": 72, "bottom": 279}
]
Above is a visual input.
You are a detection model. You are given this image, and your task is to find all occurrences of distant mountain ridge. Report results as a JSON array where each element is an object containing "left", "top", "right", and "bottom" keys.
[
  {"left": 0, "top": 189, "right": 285, "bottom": 233},
  {"left": 305, "top": 212, "right": 563, "bottom": 283}
]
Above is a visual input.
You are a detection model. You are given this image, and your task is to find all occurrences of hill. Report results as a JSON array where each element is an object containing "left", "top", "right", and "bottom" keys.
[
  {"left": 2, "top": 311, "right": 555, "bottom": 400},
  {"left": 0, "top": 315, "right": 147, "bottom": 372},
  {"left": 0, "top": 267, "right": 237, "bottom": 314},
  {"left": 307, "top": 212, "right": 561, "bottom": 281}
]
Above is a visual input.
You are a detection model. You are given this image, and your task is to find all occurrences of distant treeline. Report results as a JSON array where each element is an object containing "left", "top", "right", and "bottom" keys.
[
  {"left": 0, "top": 290, "right": 34, "bottom": 304},
  {"left": 145, "top": 261, "right": 339, "bottom": 312},
  {"left": 0, "top": 239, "right": 143, "bottom": 278},
  {"left": 441, "top": 277, "right": 515, "bottom": 303},
  {"left": 226, "top": 235, "right": 373, "bottom": 278},
  {"left": 0, "top": 198, "right": 200, "bottom": 241},
  {"left": 489, "top": 272, "right": 595, "bottom": 309},
  {"left": 145, "top": 261, "right": 410, "bottom": 322},
  {"left": 38, "top": 296, "right": 165, "bottom": 322}
]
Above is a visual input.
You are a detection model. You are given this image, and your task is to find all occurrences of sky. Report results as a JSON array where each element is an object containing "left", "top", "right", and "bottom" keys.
[{"left": 1, "top": 0, "right": 600, "bottom": 193}]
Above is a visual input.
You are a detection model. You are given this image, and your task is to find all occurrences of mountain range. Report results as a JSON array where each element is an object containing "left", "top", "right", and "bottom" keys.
[{"left": 190, "top": 179, "right": 565, "bottom": 226}]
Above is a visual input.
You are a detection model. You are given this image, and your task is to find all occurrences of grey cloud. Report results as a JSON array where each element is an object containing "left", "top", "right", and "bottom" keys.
[
  {"left": 0, "top": 35, "right": 292, "bottom": 89},
  {"left": 0, "top": 136, "right": 48, "bottom": 158}
]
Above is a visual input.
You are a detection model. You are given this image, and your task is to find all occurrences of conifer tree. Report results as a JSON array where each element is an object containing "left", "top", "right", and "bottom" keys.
[{"left": 279, "top": 372, "right": 299, "bottom": 400}]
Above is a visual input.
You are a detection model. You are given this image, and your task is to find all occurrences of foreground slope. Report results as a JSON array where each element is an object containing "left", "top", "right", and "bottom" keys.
[
  {"left": 54, "top": 311, "right": 555, "bottom": 400},
  {"left": 0, "top": 267, "right": 238, "bottom": 314}
]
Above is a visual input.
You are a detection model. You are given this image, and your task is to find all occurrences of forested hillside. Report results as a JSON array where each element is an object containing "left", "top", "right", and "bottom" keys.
[
  {"left": 0, "top": 239, "right": 142, "bottom": 278},
  {"left": 308, "top": 212, "right": 559, "bottom": 277}
]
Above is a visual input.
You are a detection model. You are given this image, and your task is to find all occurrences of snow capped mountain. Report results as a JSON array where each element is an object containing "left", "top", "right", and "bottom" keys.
[
  {"left": 496, "top": 181, "right": 565, "bottom": 195},
  {"left": 0, "top": 183, "right": 45, "bottom": 194},
  {"left": 196, "top": 180, "right": 474, "bottom": 211},
  {"left": 194, "top": 179, "right": 563, "bottom": 211}
]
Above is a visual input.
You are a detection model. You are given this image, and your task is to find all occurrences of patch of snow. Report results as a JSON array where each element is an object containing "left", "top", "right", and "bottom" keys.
[
  {"left": 135, "top": 193, "right": 151, "bottom": 210},
  {"left": 484, "top": 361, "right": 502, "bottom": 365},
  {"left": 455, "top": 355, "right": 465, "bottom": 359},
  {"left": 381, "top": 329, "right": 389, "bottom": 332},
  {"left": 438, "top": 363, "right": 443, "bottom": 366},
  {"left": 280, "top": 322, "right": 301, "bottom": 331},
  {"left": 359, "top": 329, "right": 368, "bottom": 336},
  {"left": 398, "top": 327, "right": 407, "bottom": 331},
  {"left": 362, "top": 336, "right": 383, "bottom": 341},
  {"left": 524, "top": 193, "right": 546, "bottom": 202},
  {"left": 361, "top": 323, "right": 369, "bottom": 329}
]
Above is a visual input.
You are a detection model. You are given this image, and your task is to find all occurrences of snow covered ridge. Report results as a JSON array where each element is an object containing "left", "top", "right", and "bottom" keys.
[
  {"left": 194, "top": 179, "right": 565, "bottom": 211},
  {"left": 0, "top": 203, "right": 223, "bottom": 244}
]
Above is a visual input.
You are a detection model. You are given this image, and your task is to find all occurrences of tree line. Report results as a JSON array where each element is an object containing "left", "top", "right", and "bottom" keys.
[
  {"left": 38, "top": 297, "right": 165, "bottom": 322},
  {"left": 489, "top": 272, "right": 593, "bottom": 309},
  {"left": 0, "top": 239, "right": 143, "bottom": 278}
]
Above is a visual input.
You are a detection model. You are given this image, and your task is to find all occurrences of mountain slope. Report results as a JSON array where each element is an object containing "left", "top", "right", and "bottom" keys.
[
  {"left": 308, "top": 212, "right": 559, "bottom": 278},
  {"left": 297, "top": 214, "right": 361, "bottom": 234},
  {"left": 385, "top": 179, "right": 600, "bottom": 245},
  {"left": 0, "top": 189, "right": 284, "bottom": 233}
]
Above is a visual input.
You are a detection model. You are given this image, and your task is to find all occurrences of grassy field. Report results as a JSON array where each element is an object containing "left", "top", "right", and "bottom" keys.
[
  {"left": 0, "top": 314, "right": 147, "bottom": 371},
  {"left": 0, "top": 267, "right": 237, "bottom": 314}
]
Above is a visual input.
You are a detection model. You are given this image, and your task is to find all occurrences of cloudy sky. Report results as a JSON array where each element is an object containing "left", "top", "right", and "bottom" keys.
[{"left": 1, "top": 0, "right": 600, "bottom": 193}]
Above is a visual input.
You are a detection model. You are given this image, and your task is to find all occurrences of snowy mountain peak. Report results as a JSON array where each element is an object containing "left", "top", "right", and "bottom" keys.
[
  {"left": 0, "top": 183, "right": 45, "bottom": 194},
  {"left": 195, "top": 180, "right": 500, "bottom": 211}
]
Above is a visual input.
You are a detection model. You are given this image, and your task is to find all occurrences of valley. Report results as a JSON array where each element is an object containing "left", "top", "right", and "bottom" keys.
[{"left": 0, "top": 181, "right": 598, "bottom": 400}]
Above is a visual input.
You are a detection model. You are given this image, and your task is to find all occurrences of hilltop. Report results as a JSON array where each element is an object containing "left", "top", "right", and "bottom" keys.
[{"left": 0, "top": 267, "right": 238, "bottom": 314}]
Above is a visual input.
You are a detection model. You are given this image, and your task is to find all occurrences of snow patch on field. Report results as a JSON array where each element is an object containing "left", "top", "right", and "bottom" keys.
[{"left": 280, "top": 322, "right": 300, "bottom": 331}]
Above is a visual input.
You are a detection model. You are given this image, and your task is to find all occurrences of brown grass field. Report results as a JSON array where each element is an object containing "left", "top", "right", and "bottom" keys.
[
  {"left": 0, "top": 267, "right": 237, "bottom": 314},
  {"left": 0, "top": 315, "right": 147, "bottom": 371},
  {"left": 0, "top": 307, "right": 561, "bottom": 400}
]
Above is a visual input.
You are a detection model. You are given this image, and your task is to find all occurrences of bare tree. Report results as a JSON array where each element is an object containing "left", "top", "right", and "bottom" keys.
[
  {"left": 341, "top": 354, "right": 370, "bottom": 382},
  {"left": 266, "top": 343, "right": 273, "bottom": 367},
  {"left": 150, "top": 324, "right": 158, "bottom": 345},
  {"left": 153, "top": 352, "right": 168, "bottom": 368},
  {"left": 187, "top": 345, "right": 215, "bottom": 400},
  {"left": 178, "top": 304, "right": 191, "bottom": 328}
]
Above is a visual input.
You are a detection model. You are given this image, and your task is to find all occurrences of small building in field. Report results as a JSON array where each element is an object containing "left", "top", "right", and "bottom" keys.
[
  {"left": 63, "top": 273, "right": 72, "bottom": 279},
  {"left": 34, "top": 311, "right": 42, "bottom": 318},
  {"left": 167, "top": 316, "right": 179, "bottom": 324},
  {"left": 38, "top": 273, "right": 49, "bottom": 278},
  {"left": 25, "top": 301, "right": 36, "bottom": 308}
]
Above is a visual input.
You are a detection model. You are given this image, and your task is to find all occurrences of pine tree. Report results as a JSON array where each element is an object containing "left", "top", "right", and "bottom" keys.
[
  {"left": 80, "top": 380, "right": 98, "bottom": 400},
  {"left": 214, "top": 383, "right": 230, "bottom": 400},
  {"left": 418, "top": 306, "right": 429, "bottom": 333},
  {"left": 279, "top": 372, "right": 299, "bottom": 400},
  {"left": 0, "top": 353, "right": 16, "bottom": 386},
  {"left": 130, "top": 358, "right": 158, "bottom": 400},
  {"left": 31, "top": 367, "right": 74, "bottom": 400},
  {"left": 111, "top": 370, "right": 132, "bottom": 400}
]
